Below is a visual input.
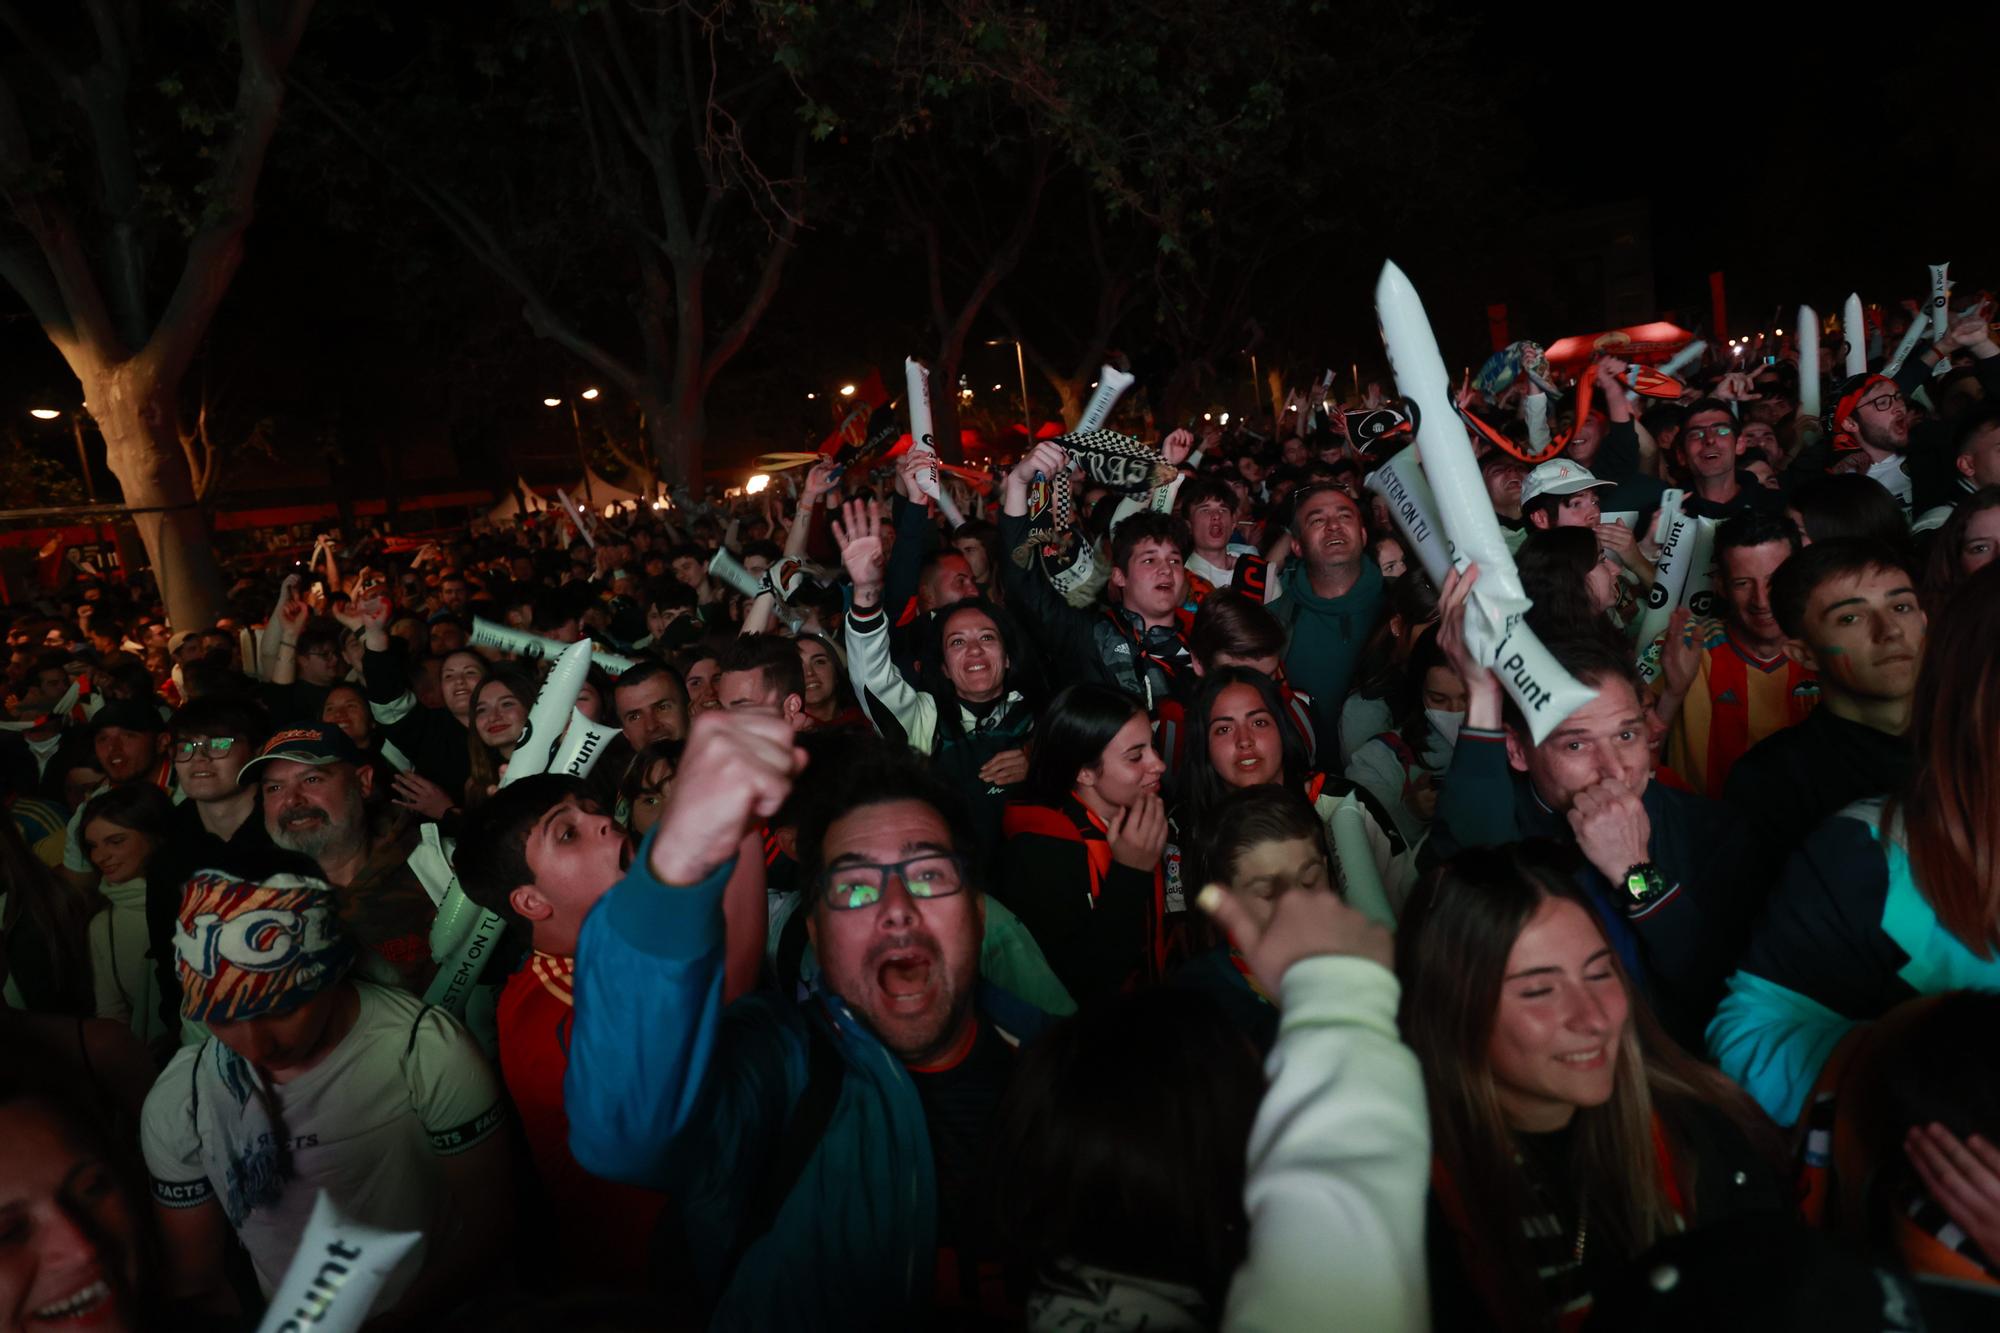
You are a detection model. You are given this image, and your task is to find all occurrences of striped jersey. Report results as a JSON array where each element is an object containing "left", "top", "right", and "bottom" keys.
[{"left": 1644, "top": 617, "right": 1818, "bottom": 798}]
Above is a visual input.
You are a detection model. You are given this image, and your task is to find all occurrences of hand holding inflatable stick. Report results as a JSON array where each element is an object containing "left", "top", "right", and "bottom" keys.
[
  {"left": 1374, "top": 260, "right": 1595, "bottom": 743},
  {"left": 1797, "top": 305, "right": 1821, "bottom": 421}
]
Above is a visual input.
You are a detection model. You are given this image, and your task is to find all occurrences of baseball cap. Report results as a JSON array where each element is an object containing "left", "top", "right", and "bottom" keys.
[
  {"left": 236, "top": 723, "right": 364, "bottom": 784},
  {"left": 91, "top": 699, "right": 166, "bottom": 734},
  {"left": 172, "top": 870, "right": 354, "bottom": 1023},
  {"left": 1520, "top": 459, "right": 1614, "bottom": 507}
]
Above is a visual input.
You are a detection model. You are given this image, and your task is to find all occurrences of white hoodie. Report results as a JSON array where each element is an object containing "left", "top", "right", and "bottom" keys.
[{"left": 1224, "top": 955, "right": 1431, "bottom": 1332}]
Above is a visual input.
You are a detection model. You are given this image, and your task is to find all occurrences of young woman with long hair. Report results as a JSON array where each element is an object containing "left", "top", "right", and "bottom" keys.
[
  {"left": 466, "top": 661, "right": 542, "bottom": 807},
  {"left": 1401, "top": 842, "right": 1787, "bottom": 1331},
  {"left": 794, "top": 633, "right": 865, "bottom": 731},
  {"left": 1921, "top": 484, "right": 2000, "bottom": 609},
  {"left": 1177, "top": 666, "right": 1405, "bottom": 923},
  {"left": 1517, "top": 527, "right": 1625, "bottom": 644},
  {"left": 78, "top": 784, "right": 175, "bottom": 1049},
  {"left": 1712, "top": 561, "right": 2000, "bottom": 1124},
  {"left": 999, "top": 683, "right": 1169, "bottom": 1000}
]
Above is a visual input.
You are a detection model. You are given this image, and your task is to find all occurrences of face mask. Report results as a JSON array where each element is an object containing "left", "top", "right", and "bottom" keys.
[{"left": 1424, "top": 707, "right": 1464, "bottom": 751}]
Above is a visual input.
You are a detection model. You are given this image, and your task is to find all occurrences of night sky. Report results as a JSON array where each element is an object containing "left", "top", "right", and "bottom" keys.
[{"left": 6, "top": 4, "right": 2000, "bottom": 496}]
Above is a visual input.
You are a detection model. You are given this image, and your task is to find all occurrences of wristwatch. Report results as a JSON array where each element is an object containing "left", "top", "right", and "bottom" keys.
[{"left": 1623, "top": 861, "right": 1669, "bottom": 908}]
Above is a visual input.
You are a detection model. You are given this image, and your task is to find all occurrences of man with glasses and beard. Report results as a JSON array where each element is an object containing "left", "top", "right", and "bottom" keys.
[
  {"left": 243, "top": 725, "right": 440, "bottom": 993},
  {"left": 565, "top": 714, "right": 1049, "bottom": 1327}
]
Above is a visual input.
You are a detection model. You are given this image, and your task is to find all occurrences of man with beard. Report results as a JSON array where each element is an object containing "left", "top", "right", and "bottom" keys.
[
  {"left": 243, "top": 725, "right": 439, "bottom": 993},
  {"left": 1269, "top": 483, "right": 1386, "bottom": 756},
  {"left": 566, "top": 714, "right": 1046, "bottom": 1327}
]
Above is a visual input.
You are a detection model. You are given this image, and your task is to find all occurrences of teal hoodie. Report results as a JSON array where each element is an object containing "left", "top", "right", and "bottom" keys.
[
  {"left": 566, "top": 828, "right": 1048, "bottom": 1329},
  {"left": 1274, "top": 558, "right": 1385, "bottom": 755}
]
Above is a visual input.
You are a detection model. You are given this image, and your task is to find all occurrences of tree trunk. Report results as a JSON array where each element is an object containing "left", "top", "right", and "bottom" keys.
[
  {"left": 647, "top": 388, "right": 705, "bottom": 492},
  {"left": 87, "top": 362, "right": 225, "bottom": 630},
  {"left": 1052, "top": 376, "right": 1086, "bottom": 430}
]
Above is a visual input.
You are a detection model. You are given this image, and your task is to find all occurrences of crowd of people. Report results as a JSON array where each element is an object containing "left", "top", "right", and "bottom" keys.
[{"left": 5, "top": 288, "right": 2000, "bottom": 1332}]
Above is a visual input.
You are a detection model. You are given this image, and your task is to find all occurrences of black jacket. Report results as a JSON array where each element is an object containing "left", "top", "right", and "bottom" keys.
[{"left": 1426, "top": 728, "right": 1764, "bottom": 1050}]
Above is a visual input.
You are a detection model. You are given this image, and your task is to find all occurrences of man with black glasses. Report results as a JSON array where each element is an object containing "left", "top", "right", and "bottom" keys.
[
  {"left": 565, "top": 712, "right": 1046, "bottom": 1327},
  {"left": 1678, "top": 398, "right": 1785, "bottom": 520},
  {"left": 1831, "top": 375, "right": 1918, "bottom": 516}
]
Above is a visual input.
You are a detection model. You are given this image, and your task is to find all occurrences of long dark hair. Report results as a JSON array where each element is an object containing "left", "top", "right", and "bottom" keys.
[
  {"left": 1922, "top": 485, "right": 2000, "bottom": 611},
  {"left": 1177, "top": 667, "right": 1309, "bottom": 827},
  {"left": 1397, "top": 842, "right": 1781, "bottom": 1329},
  {"left": 1893, "top": 560, "right": 2000, "bottom": 956},
  {"left": 989, "top": 988, "right": 1261, "bottom": 1310},
  {"left": 1393, "top": 625, "right": 1454, "bottom": 759},
  {"left": 1021, "top": 683, "right": 1145, "bottom": 807},
  {"left": 0, "top": 819, "right": 97, "bottom": 1015},
  {"left": 78, "top": 784, "right": 174, "bottom": 870},
  {"left": 918, "top": 597, "right": 1031, "bottom": 707},
  {"left": 1519, "top": 527, "right": 1612, "bottom": 640},
  {"left": 1348, "top": 571, "right": 1440, "bottom": 702},
  {"left": 793, "top": 632, "right": 859, "bottom": 716},
  {"left": 467, "top": 660, "right": 543, "bottom": 801}
]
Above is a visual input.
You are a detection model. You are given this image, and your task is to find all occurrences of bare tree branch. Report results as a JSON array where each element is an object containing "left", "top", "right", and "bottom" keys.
[{"left": 142, "top": 0, "right": 320, "bottom": 387}]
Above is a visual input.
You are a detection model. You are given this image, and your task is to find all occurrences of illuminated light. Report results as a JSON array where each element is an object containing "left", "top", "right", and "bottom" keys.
[
  {"left": 992, "top": 384, "right": 1003, "bottom": 392},
  {"left": 542, "top": 397, "right": 562, "bottom": 407},
  {"left": 581, "top": 387, "right": 600, "bottom": 400},
  {"left": 806, "top": 392, "right": 816, "bottom": 400},
  {"left": 745, "top": 473, "right": 771, "bottom": 495},
  {"left": 1774, "top": 328, "right": 1784, "bottom": 336},
  {"left": 28, "top": 408, "right": 61, "bottom": 420},
  {"left": 1220, "top": 412, "right": 1230, "bottom": 425},
  {"left": 603, "top": 504, "right": 617, "bottom": 518},
  {"left": 1089, "top": 381, "right": 1098, "bottom": 388},
  {"left": 1203, "top": 413, "right": 1213, "bottom": 421},
  {"left": 651, "top": 499, "right": 666, "bottom": 509},
  {"left": 838, "top": 384, "right": 856, "bottom": 397}
]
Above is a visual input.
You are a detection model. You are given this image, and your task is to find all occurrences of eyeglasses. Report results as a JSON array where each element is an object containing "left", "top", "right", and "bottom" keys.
[
  {"left": 819, "top": 853, "right": 967, "bottom": 911},
  {"left": 1857, "top": 392, "right": 1904, "bottom": 414},
  {"left": 297, "top": 646, "right": 338, "bottom": 661},
  {"left": 1683, "top": 423, "right": 1735, "bottom": 441},
  {"left": 173, "top": 736, "right": 241, "bottom": 762}
]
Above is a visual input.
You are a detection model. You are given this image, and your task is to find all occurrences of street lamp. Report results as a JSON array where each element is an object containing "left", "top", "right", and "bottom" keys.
[
  {"left": 983, "top": 338, "right": 1034, "bottom": 444},
  {"left": 27, "top": 406, "right": 97, "bottom": 500},
  {"left": 544, "top": 394, "right": 595, "bottom": 503}
]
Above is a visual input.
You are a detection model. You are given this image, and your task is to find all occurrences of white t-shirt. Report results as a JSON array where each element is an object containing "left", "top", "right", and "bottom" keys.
[
  {"left": 141, "top": 981, "right": 505, "bottom": 1302},
  {"left": 1868, "top": 453, "right": 1914, "bottom": 516}
]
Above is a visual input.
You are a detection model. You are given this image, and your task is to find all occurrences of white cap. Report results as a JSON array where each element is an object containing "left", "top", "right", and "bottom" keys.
[{"left": 1520, "top": 459, "right": 1613, "bottom": 507}]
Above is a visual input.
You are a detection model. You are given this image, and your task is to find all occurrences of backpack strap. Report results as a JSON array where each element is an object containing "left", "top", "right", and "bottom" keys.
[{"left": 717, "top": 1009, "right": 848, "bottom": 1296}]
